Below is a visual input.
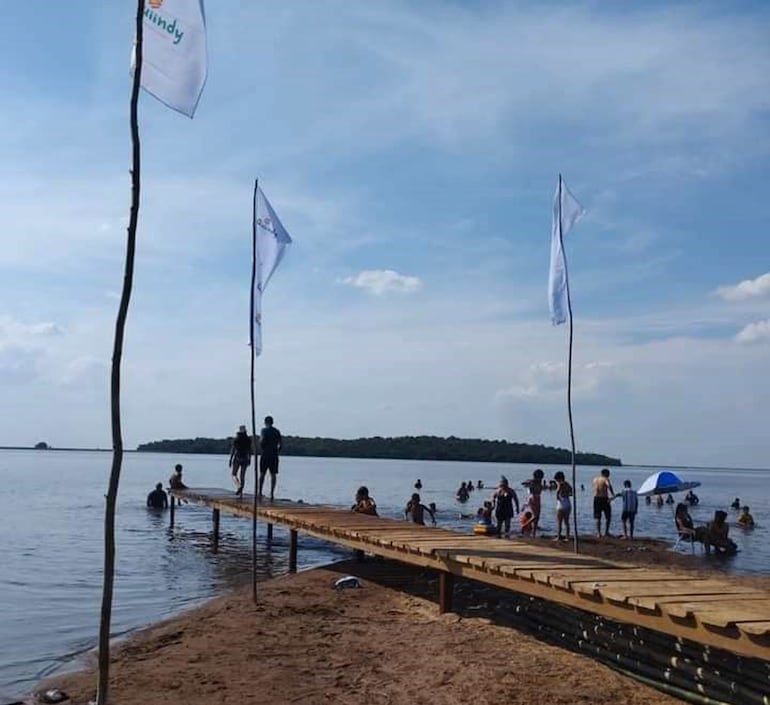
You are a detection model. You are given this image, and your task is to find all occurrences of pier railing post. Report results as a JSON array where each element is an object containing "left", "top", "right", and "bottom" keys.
[
  {"left": 289, "top": 529, "right": 298, "bottom": 573},
  {"left": 212, "top": 508, "right": 220, "bottom": 553},
  {"left": 439, "top": 571, "right": 454, "bottom": 614},
  {"left": 266, "top": 522, "right": 274, "bottom": 543},
  {"left": 169, "top": 494, "right": 175, "bottom": 528}
]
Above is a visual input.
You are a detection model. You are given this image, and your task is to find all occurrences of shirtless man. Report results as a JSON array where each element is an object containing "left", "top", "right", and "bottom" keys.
[
  {"left": 592, "top": 468, "right": 615, "bottom": 537},
  {"left": 405, "top": 493, "right": 436, "bottom": 526}
]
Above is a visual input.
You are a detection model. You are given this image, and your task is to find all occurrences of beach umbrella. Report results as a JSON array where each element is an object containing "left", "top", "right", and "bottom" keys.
[{"left": 637, "top": 470, "right": 700, "bottom": 496}]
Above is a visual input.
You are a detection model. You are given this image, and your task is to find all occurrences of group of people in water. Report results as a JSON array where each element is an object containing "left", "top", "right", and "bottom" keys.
[{"left": 350, "top": 468, "right": 757, "bottom": 556}]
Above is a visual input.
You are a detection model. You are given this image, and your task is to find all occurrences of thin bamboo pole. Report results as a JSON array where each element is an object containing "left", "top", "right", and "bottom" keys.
[
  {"left": 97, "top": 1, "right": 144, "bottom": 702},
  {"left": 558, "top": 174, "right": 580, "bottom": 554},
  {"left": 250, "top": 178, "right": 259, "bottom": 603}
]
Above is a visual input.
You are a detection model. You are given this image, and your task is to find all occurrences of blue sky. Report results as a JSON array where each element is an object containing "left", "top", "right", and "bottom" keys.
[{"left": 1, "top": 1, "right": 769, "bottom": 467}]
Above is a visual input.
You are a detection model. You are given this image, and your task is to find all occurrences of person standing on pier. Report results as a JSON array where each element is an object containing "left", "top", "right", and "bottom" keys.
[
  {"left": 258, "top": 415, "right": 282, "bottom": 502},
  {"left": 229, "top": 424, "right": 252, "bottom": 497}
]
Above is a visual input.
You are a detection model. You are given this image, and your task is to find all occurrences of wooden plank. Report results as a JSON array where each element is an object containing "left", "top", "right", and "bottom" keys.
[
  {"left": 689, "top": 601, "right": 770, "bottom": 628},
  {"left": 574, "top": 580, "right": 730, "bottom": 599},
  {"left": 735, "top": 621, "right": 770, "bottom": 636},
  {"left": 631, "top": 592, "right": 769, "bottom": 612},
  {"left": 538, "top": 569, "right": 679, "bottom": 590}
]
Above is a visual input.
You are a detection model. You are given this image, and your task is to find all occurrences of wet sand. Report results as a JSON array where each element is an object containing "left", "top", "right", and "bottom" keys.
[{"left": 37, "top": 555, "right": 698, "bottom": 705}]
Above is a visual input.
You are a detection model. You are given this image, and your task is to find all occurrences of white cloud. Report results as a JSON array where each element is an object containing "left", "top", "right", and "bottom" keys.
[
  {"left": 716, "top": 272, "right": 770, "bottom": 302},
  {"left": 497, "top": 360, "right": 618, "bottom": 401},
  {"left": 735, "top": 319, "right": 770, "bottom": 345},
  {"left": 339, "top": 269, "right": 422, "bottom": 295}
]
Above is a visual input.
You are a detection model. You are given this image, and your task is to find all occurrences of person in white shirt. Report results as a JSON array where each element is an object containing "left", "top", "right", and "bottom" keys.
[{"left": 620, "top": 479, "right": 639, "bottom": 540}]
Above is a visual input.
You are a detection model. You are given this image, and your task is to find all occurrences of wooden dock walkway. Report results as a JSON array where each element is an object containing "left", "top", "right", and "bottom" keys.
[{"left": 170, "top": 488, "right": 770, "bottom": 662}]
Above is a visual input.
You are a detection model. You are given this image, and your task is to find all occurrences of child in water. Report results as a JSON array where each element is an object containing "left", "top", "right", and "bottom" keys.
[
  {"left": 405, "top": 493, "right": 436, "bottom": 525},
  {"left": 520, "top": 510, "right": 536, "bottom": 536},
  {"left": 352, "top": 486, "right": 378, "bottom": 516}
]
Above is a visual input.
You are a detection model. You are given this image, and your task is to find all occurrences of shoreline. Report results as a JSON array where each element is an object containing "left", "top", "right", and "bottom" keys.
[
  {"left": 35, "top": 558, "right": 691, "bottom": 705},
  {"left": 31, "top": 536, "right": 770, "bottom": 705}
]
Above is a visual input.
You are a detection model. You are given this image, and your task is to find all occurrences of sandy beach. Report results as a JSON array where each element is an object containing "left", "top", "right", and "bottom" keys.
[{"left": 36, "top": 553, "right": 702, "bottom": 705}]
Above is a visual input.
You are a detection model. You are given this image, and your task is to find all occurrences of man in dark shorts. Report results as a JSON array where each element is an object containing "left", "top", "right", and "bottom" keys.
[
  {"left": 592, "top": 468, "right": 615, "bottom": 537},
  {"left": 258, "top": 415, "right": 282, "bottom": 502},
  {"left": 228, "top": 424, "right": 252, "bottom": 497}
]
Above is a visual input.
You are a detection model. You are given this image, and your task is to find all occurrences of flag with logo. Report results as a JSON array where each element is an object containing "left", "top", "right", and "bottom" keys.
[
  {"left": 132, "top": 0, "right": 208, "bottom": 117},
  {"left": 254, "top": 187, "right": 292, "bottom": 356},
  {"left": 548, "top": 176, "right": 585, "bottom": 325}
]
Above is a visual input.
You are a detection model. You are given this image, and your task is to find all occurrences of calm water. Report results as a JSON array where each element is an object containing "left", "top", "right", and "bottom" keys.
[{"left": 0, "top": 450, "right": 767, "bottom": 700}]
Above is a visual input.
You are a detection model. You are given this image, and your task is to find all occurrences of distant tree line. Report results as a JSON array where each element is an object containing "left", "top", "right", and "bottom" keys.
[{"left": 136, "top": 434, "right": 621, "bottom": 466}]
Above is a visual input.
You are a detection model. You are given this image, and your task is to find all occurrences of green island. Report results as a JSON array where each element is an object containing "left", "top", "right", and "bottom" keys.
[{"left": 136, "top": 435, "right": 621, "bottom": 466}]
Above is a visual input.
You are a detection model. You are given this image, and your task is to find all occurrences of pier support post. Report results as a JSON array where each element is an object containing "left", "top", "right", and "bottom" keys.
[
  {"left": 212, "top": 508, "right": 220, "bottom": 553},
  {"left": 354, "top": 549, "right": 365, "bottom": 562},
  {"left": 289, "top": 529, "right": 298, "bottom": 573},
  {"left": 266, "top": 523, "right": 273, "bottom": 543},
  {"left": 439, "top": 571, "right": 454, "bottom": 614},
  {"left": 169, "top": 495, "right": 175, "bottom": 528}
]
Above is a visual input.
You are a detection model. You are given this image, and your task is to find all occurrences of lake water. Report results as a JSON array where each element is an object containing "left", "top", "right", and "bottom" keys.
[{"left": 0, "top": 449, "right": 767, "bottom": 700}]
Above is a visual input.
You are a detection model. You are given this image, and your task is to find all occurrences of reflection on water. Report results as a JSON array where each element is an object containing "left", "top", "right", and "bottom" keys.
[{"left": 0, "top": 450, "right": 767, "bottom": 699}]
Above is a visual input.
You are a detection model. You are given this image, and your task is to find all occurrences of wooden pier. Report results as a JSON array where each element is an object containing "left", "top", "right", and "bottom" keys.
[{"left": 170, "top": 488, "right": 770, "bottom": 662}]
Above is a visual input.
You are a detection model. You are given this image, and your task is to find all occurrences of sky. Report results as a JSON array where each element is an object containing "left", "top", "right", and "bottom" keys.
[{"left": 1, "top": 1, "right": 769, "bottom": 468}]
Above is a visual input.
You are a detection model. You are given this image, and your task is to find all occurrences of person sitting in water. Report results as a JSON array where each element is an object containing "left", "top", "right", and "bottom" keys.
[
  {"left": 737, "top": 506, "right": 755, "bottom": 528},
  {"left": 675, "top": 503, "right": 704, "bottom": 543},
  {"left": 476, "top": 501, "right": 493, "bottom": 526},
  {"left": 665, "top": 493, "right": 675, "bottom": 505},
  {"left": 477, "top": 480, "right": 484, "bottom": 490},
  {"left": 405, "top": 493, "right": 436, "bottom": 526},
  {"left": 704, "top": 510, "right": 738, "bottom": 555},
  {"left": 655, "top": 494, "right": 664, "bottom": 508},
  {"left": 685, "top": 490, "right": 699, "bottom": 506},
  {"left": 730, "top": 497, "right": 741, "bottom": 510},
  {"left": 520, "top": 510, "right": 536, "bottom": 536},
  {"left": 456, "top": 482, "right": 470, "bottom": 503},
  {"left": 352, "top": 486, "right": 378, "bottom": 516},
  {"left": 146, "top": 482, "right": 168, "bottom": 509},
  {"left": 645, "top": 495, "right": 652, "bottom": 505},
  {"left": 414, "top": 479, "right": 423, "bottom": 490}
]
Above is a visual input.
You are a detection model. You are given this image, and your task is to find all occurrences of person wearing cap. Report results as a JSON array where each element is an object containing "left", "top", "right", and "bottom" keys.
[
  {"left": 258, "top": 415, "right": 283, "bottom": 501},
  {"left": 229, "top": 424, "right": 253, "bottom": 496}
]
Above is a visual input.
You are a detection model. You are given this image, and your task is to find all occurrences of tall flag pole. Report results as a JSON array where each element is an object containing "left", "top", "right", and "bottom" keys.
[
  {"left": 250, "top": 179, "right": 259, "bottom": 604},
  {"left": 250, "top": 183, "right": 293, "bottom": 603},
  {"left": 97, "top": 3, "right": 145, "bottom": 703},
  {"left": 548, "top": 173, "right": 585, "bottom": 554},
  {"left": 98, "top": 2, "right": 207, "bottom": 702}
]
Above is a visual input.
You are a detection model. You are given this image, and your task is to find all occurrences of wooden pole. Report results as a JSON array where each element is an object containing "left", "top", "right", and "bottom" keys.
[
  {"left": 212, "top": 508, "right": 220, "bottom": 552},
  {"left": 289, "top": 529, "right": 297, "bottom": 573},
  {"left": 439, "top": 572, "right": 455, "bottom": 614},
  {"left": 169, "top": 494, "right": 175, "bottom": 527},
  {"left": 250, "top": 178, "right": 259, "bottom": 603},
  {"left": 97, "top": 2, "right": 144, "bottom": 703},
  {"left": 558, "top": 174, "right": 580, "bottom": 554},
  {"left": 266, "top": 522, "right": 273, "bottom": 543}
]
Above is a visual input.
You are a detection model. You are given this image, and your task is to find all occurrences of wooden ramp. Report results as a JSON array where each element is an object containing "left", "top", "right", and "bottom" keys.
[{"left": 170, "top": 488, "right": 770, "bottom": 662}]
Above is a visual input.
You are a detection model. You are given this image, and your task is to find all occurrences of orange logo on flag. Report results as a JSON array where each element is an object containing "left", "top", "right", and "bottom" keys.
[{"left": 149, "top": 0, "right": 163, "bottom": 8}]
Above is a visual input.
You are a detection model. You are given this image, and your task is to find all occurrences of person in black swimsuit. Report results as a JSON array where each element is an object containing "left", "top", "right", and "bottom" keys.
[
  {"left": 258, "top": 415, "right": 282, "bottom": 502},
  {"left": 229, "top": 425, "right": 252, "bottom": 496},
  {"left": 492, "top": 476, "right": 520, "bottom": 537}
]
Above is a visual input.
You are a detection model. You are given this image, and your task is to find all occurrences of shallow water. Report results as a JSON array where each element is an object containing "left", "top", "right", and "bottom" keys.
[{"left": 0, "top": 450, "right": 767, "bottom": 699}]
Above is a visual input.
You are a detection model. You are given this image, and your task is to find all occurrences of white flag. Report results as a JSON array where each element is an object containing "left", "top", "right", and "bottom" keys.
[
  {"left": 254, "top": 187, "right": 292, "bottom": 356},
  {"left": 132, "top": 0, "right": 207, "bottom": 118},
  {"left": 548, "top": 176, "right": 585, "bottom": 325}
]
